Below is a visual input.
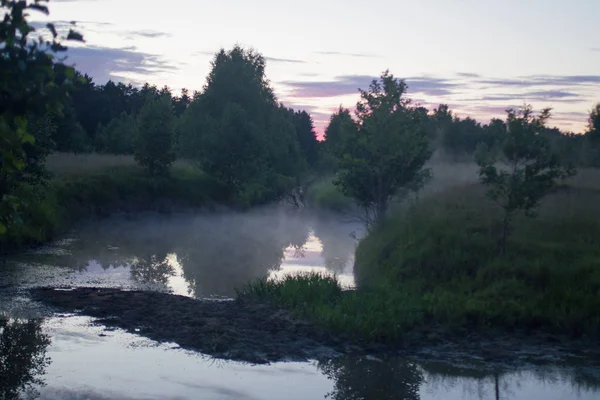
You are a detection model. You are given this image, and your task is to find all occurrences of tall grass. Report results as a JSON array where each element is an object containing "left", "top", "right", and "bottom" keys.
[
  {"left": 305, "top": 176, "right": 354, "bottom": 213},
  {"left": 1, "top": 153, "right": 228, "bottom": 254},
  {"left": 241, "top": 168, "right": 600, "bottom": 342},
  {"left": 45, "top": 153, "right": 196, "bottom": 177}
]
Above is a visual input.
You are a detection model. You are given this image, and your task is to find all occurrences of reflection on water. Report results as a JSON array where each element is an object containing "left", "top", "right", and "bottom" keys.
[
  {"left": 319, "top": 356, "right": 423, "bottom": 400},
  {"left": 0, "top": 315, "right": 598, "bottom": 400},
  {"left": 2, "top": 208, "right": 360, "bottom": 298},
  {"left": 1, "top": 208, "right": 599, "bottom": 399},
  {"left": 0, "top": 315, "right": 51, "bottom": 400}
]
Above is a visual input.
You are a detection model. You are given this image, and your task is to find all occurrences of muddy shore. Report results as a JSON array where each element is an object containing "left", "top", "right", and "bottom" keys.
[{"left": 32, "top": 287, "right": 600, "bottom": 367}]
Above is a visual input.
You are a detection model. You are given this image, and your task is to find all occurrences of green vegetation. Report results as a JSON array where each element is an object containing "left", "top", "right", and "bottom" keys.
[
  {"left": 305, "top": 176, "right": 354, "bottom": 213},
  {"left": 0, "top": 0, "right": 83, "bottom": 233},
  {"left": 0, "top": 154, "right": 227, "bottom": 254},
  {"left": 331, "top": 71, "right": 433, "bottom": 229},
  {"left": 241, "top": 171, "right": 600, "bottom": 341},
  {"left": 241, "top": 86, "right": 600, "bottom": 342},
  {"left": 476, "top": 106, "right": 575, "bottom": 256},
  {"left": 134, "top": 95, "right": 176, "bottom": 176}
]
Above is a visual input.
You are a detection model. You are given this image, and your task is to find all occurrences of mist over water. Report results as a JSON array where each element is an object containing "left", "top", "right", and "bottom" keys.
[
  {"left": 2, "top": 205, "right": 362, "bottom": 303},
  {"left": 1, "top": 203, "right": 599, "bottom": 399}
]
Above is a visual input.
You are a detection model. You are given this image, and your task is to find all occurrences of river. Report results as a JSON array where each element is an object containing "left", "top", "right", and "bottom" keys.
[{"left": 1, "top": 207, "right": 599, "bottom": 399}]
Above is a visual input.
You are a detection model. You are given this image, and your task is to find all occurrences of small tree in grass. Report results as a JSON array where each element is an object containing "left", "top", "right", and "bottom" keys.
[
  {"left": 134, "top": 96, "right": 176, "bottom": 176},
  {"left": 475, "top": 105, "right": 576, "bottom": 257},
  {"left": 333, "top": 70, "right": 433, "bottom": 230}
]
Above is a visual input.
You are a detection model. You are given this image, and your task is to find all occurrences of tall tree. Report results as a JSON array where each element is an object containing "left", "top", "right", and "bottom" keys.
[
  {"left": 134, "top": 96, "right": 176, "bottom": 176},
  {"left": 0, "top": 0, "right": 83, "bottom": 233},
  {"left": 292, "top": 110, "right": 319, "bottom": 168},
  {"left": 324, "top": 106, "right": 356, "bottom": 156},
  {"left": 193, "top": 46, "right": 305, "bottom": 201},
  {"left": 333, "top": 70, "right": 433, "bottom": 229},
  {"left": 475, "top": 105, "right": 576, "bottom": 256}
]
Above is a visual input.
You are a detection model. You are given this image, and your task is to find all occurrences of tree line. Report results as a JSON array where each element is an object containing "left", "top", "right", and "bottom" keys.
[{"left": 2, "top": 0, "right": 599, "bottom": 238}]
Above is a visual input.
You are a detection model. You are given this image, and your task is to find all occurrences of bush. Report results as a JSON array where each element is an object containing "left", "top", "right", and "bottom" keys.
[{"left": 0, "top": 158, "right": 228, "bottom": 254}]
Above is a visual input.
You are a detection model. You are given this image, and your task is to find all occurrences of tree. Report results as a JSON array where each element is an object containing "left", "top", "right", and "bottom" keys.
[
  {"left": 475, "top": 105, "right": 576, "bottom": 257},
  {"left": 98, "top": 111, "right": 137, "bottom": 154},
  {"left": 0, "top": 316, "right": 51, "bottom": 400},
  {"left": 333, "top": 70, "right": 433, "bottom": 229},
  {"left": 291, "top": 110, "right": 319, "bottom": 168},
  {"left": 134, "top": 96, "right": 176, "bottom": 176},
  {"left": 323, "top": 106, "right": 356, "bottom": 157},
  {"left": 0, "top": 0, "right": 83, "bottom": 233},
  {"left": 173, "top": 88, "right": 191, "bottom": 117},
  {"left": 192, "top": 46, "right": 307, "bottom": 201},
  {"left": 587, "top": 102, "right": 600, "bottom": 143}
]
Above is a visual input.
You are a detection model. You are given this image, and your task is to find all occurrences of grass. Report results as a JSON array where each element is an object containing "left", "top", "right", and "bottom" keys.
[
  {"left": 240, "top": 167, "right": 600, "bottom": 342},
  {"left": 1, "top": 153, "right": 228, "bottom": 254},
  {"left": 305, "top": 176, "right": 354, "bottom": 213}
]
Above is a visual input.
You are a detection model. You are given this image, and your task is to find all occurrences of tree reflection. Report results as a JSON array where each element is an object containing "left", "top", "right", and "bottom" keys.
[
  {"left": 318, "top": 356, "right": 423, "bottom": 400},
  {"left": 177, "top": 211, "right": 312, "bottom": 297},
  {"left": 312, "top": 217, "right": 360, "bottom": 275},
  {"left": 129, "top": 253, "right": 175, "bottom": 288},
  {"left": 0, "top": 315, "right": 51, "bottom": 400}
]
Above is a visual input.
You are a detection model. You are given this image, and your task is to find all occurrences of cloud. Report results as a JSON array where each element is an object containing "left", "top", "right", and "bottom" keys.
[
  {"left": 280, "top": 75, "right": 460, "bottom": 98},
  {"left": 190, "top": 51, "right": 305, "bottom": 64},
  {"left": 477, "top": 75, "right": 600, "bottom": 88},
  {"left": 464, "top": 90, "right": 584, "bottom": 103},
  {"left": 456, "top": 72, "right": 481, "bottom": 78},
  {"left": 315, "top": 51, "right": 378, "bottom": 58},
  {"left": 591, "top": 48, "right": 600, "bottom": 52},
  {"left": 265, "top": 56, "right": 306, "bottom": 64},
  {"left": 31, "top": 20, "right": 169, "bottom": 41},
  {"left": 125, "top": 30, "right": 171, "bottom": 39},
  {"left": 62, "top": 45, "right": 178, "bottom": 85}
]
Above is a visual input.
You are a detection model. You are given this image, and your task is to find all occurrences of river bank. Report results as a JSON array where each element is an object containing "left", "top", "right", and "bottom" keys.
[
  {"left": 31, "top": 286, "right": 600, "bottom": 369},
  {"left": 1, "top": 152, "right": 307, "bottom": 256},
  {"left": 240, "top": 170, "right": 600, "bottom": 348}
]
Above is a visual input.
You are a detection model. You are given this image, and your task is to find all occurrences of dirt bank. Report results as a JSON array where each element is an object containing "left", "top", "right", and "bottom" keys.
[
  {"left": 31, "top": 287, "right": 354, "bottom": 364},
  {"left": 32, "top": 287, "right": 600, "bottom": 368}
]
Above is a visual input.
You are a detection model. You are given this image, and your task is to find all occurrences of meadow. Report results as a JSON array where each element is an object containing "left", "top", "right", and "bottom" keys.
[{"left": 240, "top": 165, "right": 600, "bottom": 342}]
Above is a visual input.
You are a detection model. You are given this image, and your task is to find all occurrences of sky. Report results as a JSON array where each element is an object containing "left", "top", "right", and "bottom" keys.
[{"left": 32, "top": 0, "right": 600, "bottom": 135}]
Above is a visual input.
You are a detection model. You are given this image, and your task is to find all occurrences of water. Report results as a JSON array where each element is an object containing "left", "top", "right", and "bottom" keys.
[{"left": 1, "top": 208, "right": 599, "bottom": 399}]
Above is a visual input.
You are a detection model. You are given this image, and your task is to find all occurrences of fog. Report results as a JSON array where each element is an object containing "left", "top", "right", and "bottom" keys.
[{"left": 8, "top": 206, "right": 363, "bottom": 298}]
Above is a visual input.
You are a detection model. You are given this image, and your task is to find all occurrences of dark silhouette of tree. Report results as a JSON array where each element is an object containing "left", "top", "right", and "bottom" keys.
[
  {"left": 0, "top": 0, "right": 84, "bottom": 234},
  {"left": 292, "top": 110, "right": 320, "bottom": 168},
  {"left": 323, "top": 106, "right": 356, "bottom": 157},
  {"left": 134, "top": 95, "right": 176, "bottom": 176},
  {"left": 319, "top": 356, "right": 423, "bottom": 400},
  {"left": 0, "top": 316, "right": 51, "bottom": 400},
  {"left": 475, "top": 105, "right": 576, "bottom": 256},
  {"left": 130, "top": 253, "right": 175, "bottom": 288},
  {"left": 333, "top": 70, "right": 433, "bottom": 229}
]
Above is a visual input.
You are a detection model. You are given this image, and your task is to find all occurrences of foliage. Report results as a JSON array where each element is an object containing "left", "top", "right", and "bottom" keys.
[
  {"left": 323, "top": 106, "right": 356, "bottom": 158},
  {"left": 587, "top": 103, "right": 600, "bottom": 144},
  {"left": 0, "top": 0, "right": 83, "bottom": 234},
  {"left": 291, "top": 109, "right": 319, "bottom": 168},
  {"left": 243, "top": 176, "right": 600, "bottom": 342},
  {"left": 181, "top": 46, "right": 307, "bottom": 202},
  {"left": 96, "top": 111, "right": 137, "bottom": 154},
  {"left": 0, "top": 156, "right": 228, "bottom": 254},
  {"left": 305, "top": 176, "right": 354, "bottom": 213},
  {"left": 0, "top": 316, "right": 51, "bottom": 400},
  {"left": 333, "top": 70, "right": 433, "bottom": 229},
  {"left": 134, "top": 96, "right": 176, "bottom": 176},
  {"left": 475, "top": 105, "right": 576, "bottom": 256}
]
